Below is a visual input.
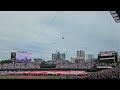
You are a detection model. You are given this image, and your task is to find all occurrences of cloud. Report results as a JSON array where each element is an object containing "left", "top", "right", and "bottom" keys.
[{"left": 0, "top": 11, "right": 120, "bottom": 60}]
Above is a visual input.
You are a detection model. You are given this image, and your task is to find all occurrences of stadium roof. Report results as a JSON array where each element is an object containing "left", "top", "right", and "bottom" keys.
[{"left": 110, "top": 11, "right": 120, "bottom": 23}]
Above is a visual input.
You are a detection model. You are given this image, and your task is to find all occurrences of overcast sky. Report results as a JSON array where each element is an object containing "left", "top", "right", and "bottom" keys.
[{"left": 0, "top": 11, "right": 120, "bottom": 61}]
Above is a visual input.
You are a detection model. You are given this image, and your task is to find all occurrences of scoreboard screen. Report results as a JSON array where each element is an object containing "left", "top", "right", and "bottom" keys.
[
  {"left": 16, "top": 52, "right": 32, "bottom": 62},
  {"left": 98, "top": 51, "right": 118, "bottom": 63},
  {"left": 11, "top": 52, "right": 32, "bottom": 62}
]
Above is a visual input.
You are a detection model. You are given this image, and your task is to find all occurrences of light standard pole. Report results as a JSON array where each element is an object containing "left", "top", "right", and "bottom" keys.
[
  {"left": 113, "top": 53, "right": 116, "bottom": 67},
  {"left": 13, "top": 59, "right": 15, "bottom": 69}
]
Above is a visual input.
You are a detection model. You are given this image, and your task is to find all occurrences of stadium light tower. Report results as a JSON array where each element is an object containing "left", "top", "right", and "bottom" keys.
[{"left": 109, "top": 11, "right": 120, "bottom": 23}]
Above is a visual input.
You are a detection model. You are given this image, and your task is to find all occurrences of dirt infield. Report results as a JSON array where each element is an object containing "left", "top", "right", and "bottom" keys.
[{"left": 0, "top": 75, "right": 60, "bottom": 79}]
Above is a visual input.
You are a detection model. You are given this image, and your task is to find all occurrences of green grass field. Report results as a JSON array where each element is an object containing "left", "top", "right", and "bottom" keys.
[
  {"left": 48, "top": 76, "right": 60, "bottom": 79},
  {"left": 0, "top": 75, "right": 79, "bottom": 79},
  {"left": 0, "top": 75, "right": 61, "bottom": 79}
]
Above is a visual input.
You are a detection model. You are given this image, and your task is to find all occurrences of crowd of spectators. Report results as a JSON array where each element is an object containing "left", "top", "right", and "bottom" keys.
[
  {"left": 47, "top": 59, "right": 97, "bottom": 69},
  {"left": 0, "top": 59, "right": 119, "bottom": 70},
  {"left": 0, "top": 62, "right": 40, "bottom": 69},
  {"left": 0, "top": 59, "right": 96, "bottom": 69},
  {"left": 78, "top": 67, "right": 120, "bottom": 79}
]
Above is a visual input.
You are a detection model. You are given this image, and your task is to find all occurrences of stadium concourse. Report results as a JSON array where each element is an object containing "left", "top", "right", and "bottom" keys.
[
  {"left": 0, "top": 58, "right": 120, "bottom": 79},
  {"left": 0, "top": 59, "right": 94, "bottom": 77}
]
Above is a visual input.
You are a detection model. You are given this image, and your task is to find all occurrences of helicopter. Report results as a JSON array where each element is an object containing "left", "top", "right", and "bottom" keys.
[{"left": 62, "top": 36, "right": 64, "bottom": 39}]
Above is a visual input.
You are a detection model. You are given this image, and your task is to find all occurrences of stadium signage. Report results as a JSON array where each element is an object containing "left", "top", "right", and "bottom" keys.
[
  {"left": 100, "top": 57, "right": 115, "bottom": 60},
  {"left": 99, "top": 51, "right": 115, "bottom": 56},
  {"left": 97, "top": 66, "right": 112, "bottom": 69},
  {"left": 98, "top": 51, "right": 118, "bottom": 63},
  {"left": 17, "top": 51, "right": 28, "bottom": 53}
]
